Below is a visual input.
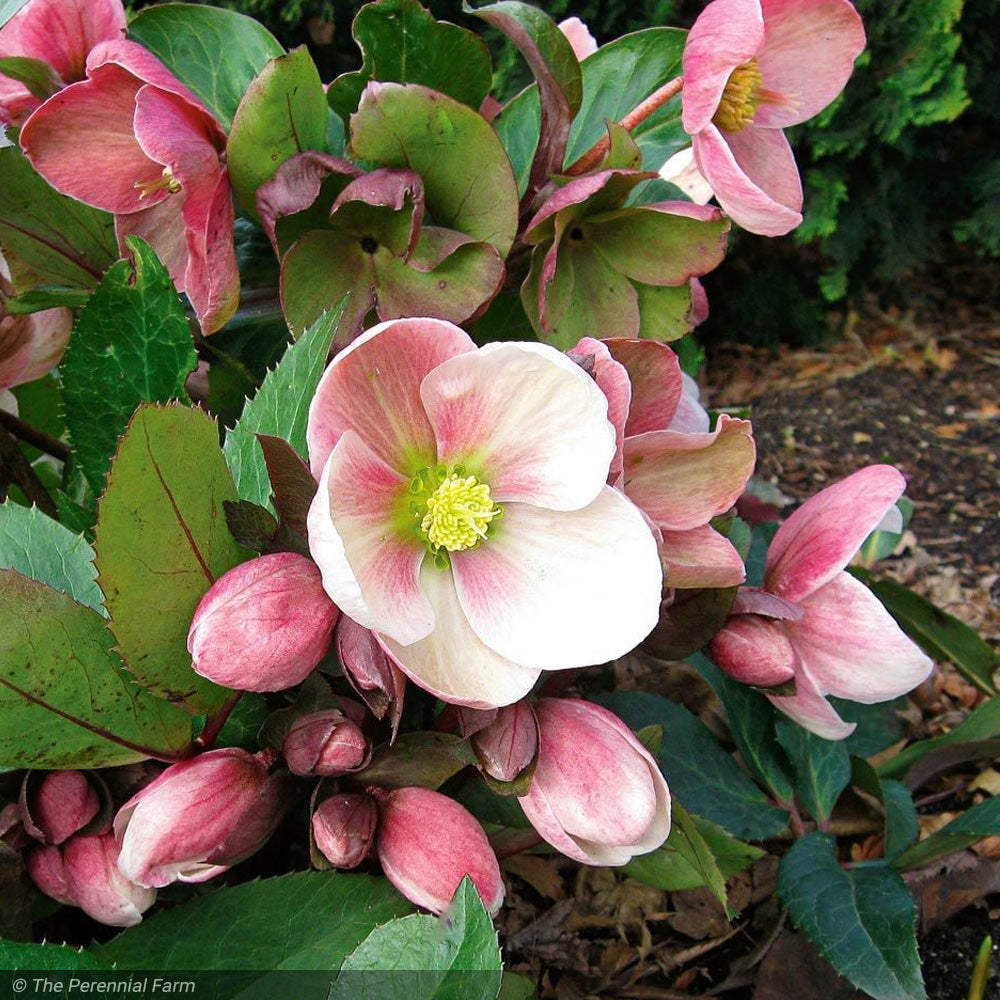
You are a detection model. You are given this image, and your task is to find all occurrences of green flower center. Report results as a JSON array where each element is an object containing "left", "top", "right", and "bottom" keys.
[
  {"left": 408, "top": 465, "right": 503, "bottom": 566},
  {"left": 713, "top": 59, "right": 762, "bottom": 133}
]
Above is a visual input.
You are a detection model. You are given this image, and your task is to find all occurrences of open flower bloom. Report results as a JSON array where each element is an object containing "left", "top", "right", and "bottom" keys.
[
  {"left": 306, "top": 318, "right": 663, "bottom": 708},
  {"left": 519, "top": 698, "right": 671, "bottom": 865},
  {"left": 710, "top": 465, "right": 934, "bottom": 738},
  {"left": 0, "top": 0, "right": 126, "bottom": 127},
  {"left": 20, "top": 40, "right": 238, "bottom": 333},
  {"left": 1, "top": 280, "right": 71, "bottom": 400},
  {"left": 572, "top": 337, "right": 755, "bottom": 589},
  {"left": 681, "top": 0, "right": 865, "bottom": 236}
]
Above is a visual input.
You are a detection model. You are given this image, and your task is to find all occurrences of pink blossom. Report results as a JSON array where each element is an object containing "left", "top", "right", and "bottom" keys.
[
  {"left": 20, "top": 40, "right": 239, "bottom": 333},
  {"left": 62, "top": 833, "right": 156, "bottom": 927},
  {"left": 114, "top": 748, "right": 292, "bottom": 888},
  {"left": 311, "top": 793, "right": 378, "bottom": 869},
  {"left": 681, "top": 0, "right": 865, "bottom": 236},
  {"left": 282, "top": 709, "right": 370, "bottom": 777},
  {"left": 558, "top": 16, "right": 597, "bottom": 60},
  {"left": 710, "top": 466, "right": 934, "bottom": 738},
  {"left": 306, "top": 318, "right": 662, "bottom": 708},
  {"left": 519, "top": 698, "right": 671, "bottom": 865},
  {"left": 0, "top": 0, "right": 126, "bottom": 127},
  {"left": 187, "top": 552, "right": 339, "bottom": 693},
  {"left": 572, "top": 337, "right": 755, "bottom": 589},
  {"left": 375, "top": 786, "right": 505, "bottom": 916},
  {"left": 20, "top": 770, "right": 100, "bottom": 846}
]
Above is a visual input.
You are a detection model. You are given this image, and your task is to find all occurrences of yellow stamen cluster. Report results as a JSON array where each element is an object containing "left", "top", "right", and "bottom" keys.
[
  {"left": 713, "top": 59, "right": 762, "bottom": 133},
  {"left": 420, "top": 472, "right": 501, "bottom": 553},
  {"left": 134, "top": 165, "right": 182, "bottom": 201}
]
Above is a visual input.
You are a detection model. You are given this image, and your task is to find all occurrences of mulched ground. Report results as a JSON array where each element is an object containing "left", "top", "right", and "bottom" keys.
[{"left": 496, "top": 262, "right": 1000, "bottom": 999}]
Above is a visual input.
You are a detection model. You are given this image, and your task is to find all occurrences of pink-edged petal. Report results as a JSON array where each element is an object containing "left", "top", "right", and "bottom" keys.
[
  {"left": 378, "top": 564, "right": 541, "bottom": 709},
  {"left": 0, "top": 305, "right": 71, "bottom": 390},
  {"left": 558, "top": 16, "right": 597, "bottom": 61},
  {"left": 451, "top": 486, "right": 662, "bottom": 671},
  {"left": 709, "top": 616, "right": 797, "bottom": 688},
  {"left": 765, "top": 464, "right": 905, "bottom": 602},
  {"left": 691, "top": 125, "right": 802, "bottom": 237},
  {"left": 569, "top": 337, "right": 631, "bottom": 486},
  {"left": 755, "top": 0, "right": 866, "bottom": 128},
  {"left": 19, "top": 69, "right": 165, "bottom": 213},
  {"left": 787, "top": 572, "right": 933, "bottom": 703},
  {"left": 671, "top": 372, "right": 711, "bottom": 433},
  {"left": 307, "top": 434, "right": 432, "bottom": 645},
  {"left": 423, "top": 341, "right": 615, "bottom": 510},
  {"left": 767, "top": 664, "right": 856, "bottom": 740},
  {"left": 306, "top": 317, "right": 475, "bottom": 478},
  {"left": 86, "top": 40, "right": 216, "bottom": 121},
  {"left": 603, "top": 338, "right": 683, "bottom": 436},
  {"left": 0, "top": 0, "right": 126, "bottom": 85},
  {"left": 624, "top": 415, "right": 755, "bottom": 531},
  {"left": 682, "top": 0, "right": 765, "bottom": 134},
  {"left": 659, "top": 524, "right": 746, "bottom": 589}
]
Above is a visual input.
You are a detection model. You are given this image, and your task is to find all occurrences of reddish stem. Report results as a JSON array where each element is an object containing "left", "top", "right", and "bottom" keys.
[
  {"left": 193, "top": 691, "right": 244, "bottom": 751},
  {"left": 565, "top": 75, "right": 685, "bottom": 176}
]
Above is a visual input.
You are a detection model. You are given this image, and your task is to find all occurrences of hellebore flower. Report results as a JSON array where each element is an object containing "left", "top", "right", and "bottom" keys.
[
  {"left": 375, "top": 786, "right": 505, "bottom": 916},
  {"left": 519, "top": 698, "right": 671, "bottom": 865},
  {"left": 0, "top": 0, "right": 126, "bottom": 127},
  {"left": 257, "top": 152, "right": 504, "bottom": 344},
  {"left": 681, "top": 0, "right": 865, "bottom": 236},
  {"left": 306, "top": 317, "right": 662, "bottom": 708},
  {"left": 335, "top": 614, "right": 406, "bottom": 735},
  {"left": 20, "top": 39, "right": 239, "bottom": 333},
  {"left": 20, "top": 770, "right": 100, "bottom": 846},
  {"left": 521, "top": 170, "right": 729, "bottom": 347},
  {"left": 187, "top": 551, "right": 339, "bottom": 693},
  {"left": 710, "top": 465, "right": 934, "bottom": 738},
  {"left": 62, "top": 833, "right": 156, "bottom": 927},
  {"left": 114, "top": 748, "right": 293, "bottom": 888},
  {"left": 573, "top": 337, "right": 755, "bottom": 589},
  {"left": 282, "top": 709, "right": 370, "bottom": 777},
  {"left": 311, "top": 792, "right": 378, "bottom": 869}
]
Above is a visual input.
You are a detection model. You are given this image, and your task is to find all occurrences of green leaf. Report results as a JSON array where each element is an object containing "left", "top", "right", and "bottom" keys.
[
  {"left": 689, "top": 654, "right": 796, "bottom": 805},
  {"left": 61, "top": 237, "right": 197, "bottom": 498},
  {"left": 595, "top": 691, "right": 789, "bottom": 840},
  {"left": 361, "top": 732, "right": 478, "bottom": 790},
  {"left": 0, "top": 145, "right": 117, "bottom": 291},
  {"left": 2, "top": 285, "right": 92, "bottom": 313},
  {"left": 861, "top": 573, "right": 999, "bottom": 694},
  {"left": 223, "top": 304, "right": 340, "bottom": 510},
  {"left": 776, "top": 717, "right": 852, "bottom": 823},
  {"left": 94, "top": 405, "right": 248, "bottom": 714},
  {"left": 331, "top": 878, "right": 501, "bottom": 999},
  {"left": 565, "top": 28, "right": 688, "bottom": 170},
  {"left": 892, "top": 796, "right": 1000, "bottom": 871},
  {"left": 0, "top": 0, "right": 30, "bottom": 30},
  {"left": 95, "top": 871, "right": 411, "bottom": 970},
  {"left": 128, "top": 4, "right": 284, "bottom": 131},
  {"left": 851, "top": 758, "right": 919, "bottom": 861},
  {"left": 328, "top": 0, "right": 492, "bottom": 121},
  {"left": 470, "top": 0, "right": 580, "bottom": 194},
  {"left": 0, "top": 502, "right": 104, "bottom": 613},
  {"left": 877, "top": 694, "right": 1000, "bottom": 782},
  {"left": 778, "top": 832, "right": 925, "bottom": 1000},
  {"left": 0, "top": 568, "right": 192, "bottom": 769},
  {"left": 0, "top": 940, "right": 110, "bottom": 971},
  {"left": 623, "top": 801, "right": 736, "bottom": 908},
  {"left": 855, "top": 498, "right": 913, "bottom": 569},
  {"left": 0, "top": 55, "right": 61, "bottom": 100},
  {"left": 228, "top": 46, "right": 329, "bottom": 221},
  {"left": 350, "top": 82, "right": 518, "bottom": 256},
  {"left": 498, "top": 972, "right": 537, "bottom": 1000}
]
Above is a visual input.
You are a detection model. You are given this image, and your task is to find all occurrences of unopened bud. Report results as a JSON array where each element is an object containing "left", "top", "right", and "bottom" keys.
[
  {"left": 188, "top": 552, "right": 339, "bottom": 692},
  {"left": 25, "top": 844, "right": 76, "bottom": 906},
  {"left": 335, "top": 616, "right": 405, "bottom": 731},
  {"left": 63, "top": 833, "right": 156, "bottom": 927},
  {"left": 471, "top": 701, "right": 537, "bottom": 782},
  {"left": 21, "top": 770, "right": 101, "bottom": 845},
  {"left": 283, "top": 710, "right": 371, "bottom": 777},
  {"left": 311, "top": 793, "right": 377, "bottom": 868}
]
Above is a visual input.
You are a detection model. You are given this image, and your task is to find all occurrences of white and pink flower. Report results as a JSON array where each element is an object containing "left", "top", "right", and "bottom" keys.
[
  {"left": 710, "top": 465, "right": 934, "bottom": 738},
  {"left": 306, "top": 318, "right": 663, "bottom": 708},
  {"left": 681, "top": 0, "right": 865, "bottom": 236}
]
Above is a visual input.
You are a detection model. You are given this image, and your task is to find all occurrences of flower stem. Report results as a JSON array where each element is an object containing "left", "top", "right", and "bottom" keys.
[
  {"left": 0, "top": 408, "right": 70, "bottom": 461},
  {"left": 194, "top": 691, "right": 244, "bottom": 751},
  {"left": 565, "top": 75, "right": 684, "bottom": 176}
]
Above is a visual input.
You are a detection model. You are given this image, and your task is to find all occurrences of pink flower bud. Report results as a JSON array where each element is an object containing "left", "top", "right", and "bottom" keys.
[
  {"left": 63, "top": 833, "right": 156, "bottom": 927},
  {"left": 282, "top": 710, "right": 371, "bottom": 777},
  {"left": 376, "top": 787, "right": 504, "bottom": 917},
  {"left": 471, "top": 701, "right": 538, "bottom": 782},
  {"left": 519, "top": 699, "right": 671, "bottom": 866},
  {"left": 335, "top": 616, "right": 405, "bottom": 732},
  {"left": 114, "top": 748, "right": 293, "bottom": 888},
  {"left": 21, "top": 770, "right": 101, "bottom": 845},
  {"left": 311, "top": 793, "right": 377, "bottom": 868},
  {"left": 188, "top": 552, "right": 339, "bottom": 692},
  {"left": 25, "top": 844, "right": 76, "bottom": 906}
]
